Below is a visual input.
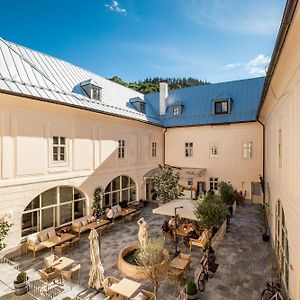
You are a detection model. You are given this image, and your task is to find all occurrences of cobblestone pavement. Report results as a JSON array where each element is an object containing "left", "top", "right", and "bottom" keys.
[
  {"left": 201, "top": 204, "right": 272, "bottom": 300},
  {"left": 2, "top": 203, "right": 272, "bottom": 300}
]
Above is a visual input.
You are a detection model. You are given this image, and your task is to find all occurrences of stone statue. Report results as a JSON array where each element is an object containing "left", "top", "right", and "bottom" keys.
[{"left": 137, "top": 217, "right": 148, "bottom": 251}]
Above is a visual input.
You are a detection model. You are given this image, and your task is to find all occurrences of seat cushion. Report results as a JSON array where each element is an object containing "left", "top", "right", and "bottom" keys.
[
  {"left": 116, "top": 205, "right": 122, "bottom": 212},
  {"left": 73, "top": 220, "right": 81, "bottom": 228},
  {"left": 44, "top": 254, "right": 55, "bottom": 265},
  {"left": 132, "top": 292, "right": 149, "bottom": 300},
  {"left": 38, "top": 231, "right": 49, "bottom": 242},
  {"left": 48, "top": 228, "right": 56, "bottom": 239},
  {"left": 28, "top": 233, "right": 39, "bottom": 244},
  {"left": 81, "top": 219, "right": 88, "bottom": 226}
]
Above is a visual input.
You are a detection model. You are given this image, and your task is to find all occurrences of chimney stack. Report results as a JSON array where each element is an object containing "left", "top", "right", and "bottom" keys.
[{"left": 159, "top": 81, "right": 168, "bottom": 115}]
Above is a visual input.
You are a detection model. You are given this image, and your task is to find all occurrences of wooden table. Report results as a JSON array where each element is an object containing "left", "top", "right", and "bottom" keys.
[
  {"left": 120, "top": 208, "right": 137, "bottom": 222},
  {"left": 85, "top": 219, "right": 110, "bottom": 230},
  {"left": 171, "top": 257, "right": 190, "bottom": 277},
  {"left": 50, "top": 257, "right": 74, "bottom": 271},
  {"left": 110, "top": 278, "right": 141, "bottom": 298},
  {"left": 41, "top": 233, "right": 75, "bottom": 253}
]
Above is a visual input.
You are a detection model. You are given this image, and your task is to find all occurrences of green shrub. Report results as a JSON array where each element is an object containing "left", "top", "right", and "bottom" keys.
[
  {"left": 185, "top": 279, "right": 197, "bottom": 295},
  {"left": 62, "top": 297, "right": 72, "bottom": 300},
  {"left": 218, "top": 181, "right": 235, "bottom": 205},
  {"left": 16, "top": 271, "right": 27, "bottom": 283},
  {"left": 195, "top": 194, "right": 227, "bottom": 230}
]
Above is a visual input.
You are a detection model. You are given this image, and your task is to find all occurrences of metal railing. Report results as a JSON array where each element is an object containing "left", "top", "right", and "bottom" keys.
[{"left": 0, "top": 256, "right": 20, "bottom": 270}]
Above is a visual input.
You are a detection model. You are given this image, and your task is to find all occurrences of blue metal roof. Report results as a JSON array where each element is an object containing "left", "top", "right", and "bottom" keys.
[{"left": 144, "top": 77, "right": 265, "bottom": 127}]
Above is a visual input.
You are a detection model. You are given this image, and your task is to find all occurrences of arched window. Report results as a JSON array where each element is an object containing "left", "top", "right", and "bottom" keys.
[
  {"left": 22, "top": 187, "right": 86, "bottom": 237},
  {"left": 104, "top": 176, "right": 136, "bottom": 207},
  {"left": 275, "top": 200, "right": 289, "bottom": 291}
]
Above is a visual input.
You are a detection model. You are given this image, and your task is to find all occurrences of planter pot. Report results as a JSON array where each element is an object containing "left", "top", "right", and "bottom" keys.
[
  {"left": 185, "top": 292, "right": 199, "bottom": 299},
  {"left": 262, "top": 233, "right": 270, "bottom": 242},
  {"left": 14, "top": 279, "right": 28, "bottom": 296}
]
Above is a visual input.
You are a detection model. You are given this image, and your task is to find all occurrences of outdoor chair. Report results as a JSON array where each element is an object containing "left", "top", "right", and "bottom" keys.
[
  {"left": 99, "top": 225, "right": 108, "bottom": 235},
  {"left": 70, "top": 237, "right": 80, "bottom": 248},
  {"left": 61, "top": 264, "right": 81, "bottom": 287},
  {"left": 103, "top": 276, "right": 121, "bottom": 297},
  {"left": 131, "top": 289, "right": 155, "bottom": 300},
  {"left": 107, "top": 223, "right": 114, "bottom": 232},
  {"left": 38, "top": 268, "right": 61, "bottom": 292},
  {"left": 189, "top": 229, "right": 211, "bottom": 251},
  {"left": 54, "top": 243, "right": 69, "bottom": 255},
  {"left": 167, "top": 267, "right": 184, "bottom": 285},
  {"left": 44, "top": 254, "right": 59, "bottom": 268},
  {"left": 178, "top": 252, "right": 192, "bottom": 262}
]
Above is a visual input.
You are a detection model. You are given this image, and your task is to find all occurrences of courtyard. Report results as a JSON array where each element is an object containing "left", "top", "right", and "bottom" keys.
[{"left": 0, "top": 202, "right": 272, "bottom": 300}]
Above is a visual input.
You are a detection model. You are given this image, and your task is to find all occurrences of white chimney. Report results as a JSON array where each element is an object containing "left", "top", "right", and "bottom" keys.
[{"left": 159, "top": 81, "right": 168, "bottom": 115}]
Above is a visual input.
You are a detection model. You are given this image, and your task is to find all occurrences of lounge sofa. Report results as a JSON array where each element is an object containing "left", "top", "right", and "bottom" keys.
[
  {"left": 107, "top": 205, "right": 123, "bottom": 220},
  {"left": 26, "top": 227, "right": 56, "bottom": 257},
  {"left": 72, "top": 214, "right": 96, "bottom": 237}
]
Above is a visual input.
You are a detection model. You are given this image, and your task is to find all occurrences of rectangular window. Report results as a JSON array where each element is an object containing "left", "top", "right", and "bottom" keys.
[
  {"left": 278, "top": 129, "right": 282, "bottom": 168},
  {"left": 91, "top": 87, "right": 101, "bottom": 101},
  {"left": 209, "top": 142, "right": 218, "bottom": 158},
  {"left": 214, "top": 100, "right": 229, "bottom": 115},
  {"left": 152, "top": 142, "right": 157, "bottom": 157},
  {"left": 118, "top": 140, "right": 125, "bottom": 159},
  {"left": 173, "top": 106, "right": 182, "bottom": 116},
  {"left": 242, "top": 141, "right": 253, "bottom": 159},
  {"left": 209, "top": 177, "right": 218, "bottom": 191},
  {"left": 140, "top": 102, "right": 146, "bottom": 113},
  {"left": 185, "top": 142, "right": 193, "bottom": 157},
  {"left": 53, "top": 136, "right": 66, "bottom": 162}
]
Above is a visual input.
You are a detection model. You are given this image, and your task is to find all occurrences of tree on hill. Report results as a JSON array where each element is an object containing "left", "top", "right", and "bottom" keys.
[{"left": 109, "top": 76, "right": 209, "bottom": 94}]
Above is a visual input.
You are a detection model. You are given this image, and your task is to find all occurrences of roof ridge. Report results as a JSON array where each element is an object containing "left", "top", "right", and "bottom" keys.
[
  {"left": 0, "top": 38, "right": 67, "bottom": 94},
  {"left": 3, "top": 38, "right": 144, "bottom": 98}
]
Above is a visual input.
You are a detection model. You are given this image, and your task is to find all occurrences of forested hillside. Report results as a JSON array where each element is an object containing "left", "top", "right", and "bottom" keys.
[{"left": 109, "top": 76, "right": 209, "bottom": 94}]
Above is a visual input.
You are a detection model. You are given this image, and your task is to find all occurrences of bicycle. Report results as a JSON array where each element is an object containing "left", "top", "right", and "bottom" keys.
[
  {"left": 261, "top": 282, "right": 285, "bottom": 300},
  {"left": 196, "top": 258, "right": 214, "bottom": 292}
]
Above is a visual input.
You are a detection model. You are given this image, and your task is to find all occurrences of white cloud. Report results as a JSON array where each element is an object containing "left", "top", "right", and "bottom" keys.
[
  {"left": 223, "top": 54, "right": 270, "bottom": 76},
  {"left": 180, "top": 0, "right": 284, "bottom": 35},
  {"left": 105, "top": 0, "right": 127, "bottom": 15}
]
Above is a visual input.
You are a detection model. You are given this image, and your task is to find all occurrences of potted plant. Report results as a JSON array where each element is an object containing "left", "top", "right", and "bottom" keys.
[
  {"left": 14, "top": 271, "right": 28, "bottom": 296},
  {"left": 184, "top": 279, "right": 198, "bottom": 299},
  {"left": 93, "top": 186, "right": 104, "bottom": 218},
  {"left": 62, "top": 297, "right": 72, "bottom": 300}
]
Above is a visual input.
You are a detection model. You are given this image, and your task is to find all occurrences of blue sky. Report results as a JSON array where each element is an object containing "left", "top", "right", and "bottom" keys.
[{"left": 1, "top": 0, "right": 286, "bottom": 83}]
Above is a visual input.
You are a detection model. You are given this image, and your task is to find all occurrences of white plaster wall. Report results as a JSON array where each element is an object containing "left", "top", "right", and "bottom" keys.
[
  {"left": 165, "top": 123, "right": 263, "bottom": 198},
  {"left": 0, "top": 93, "right": 164, "bottom": 252},
  {"left": 259, "top": 5, "right": 300, "bottom": 299}
]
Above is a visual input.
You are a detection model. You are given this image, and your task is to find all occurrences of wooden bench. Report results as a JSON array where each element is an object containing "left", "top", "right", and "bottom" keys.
[{"left": 124, "top": 210, "right": 141, "bottom": 222}]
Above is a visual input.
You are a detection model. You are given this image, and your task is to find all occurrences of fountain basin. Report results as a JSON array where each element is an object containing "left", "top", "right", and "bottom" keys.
[{"left": 118, "top": 243, "right": 169, "bottom": 281}]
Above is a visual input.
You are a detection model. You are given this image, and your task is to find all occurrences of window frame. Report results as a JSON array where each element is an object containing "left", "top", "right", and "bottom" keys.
[
  {"left": 209, "top": 142, "right": 218, "bottom": 158},
  {"left": 91, "top": 86, "right": 102, "bottom": 101},
  {"left": 118, "top": 140, "right": 125, "bottom": 159},
  {"left": 52, "top": 136, "right": 66, "bottom": 163},
  {"left": 242, "top": 141, "right": 253, "bottom": 160},
  {"left": 214, "top": 100, "right": 229, "bottom": 115},
  {"left": 185, "top": 142, "right": 193, "bottom": 157},
  {"left": 209, "top": 177, "right": 218, "bottom": 191},
  {"left": 173, "top": 106, "right": 182, "bottom": 116},
  {"left": 151, "top": 142, "right": 157, "bottom": 157}
]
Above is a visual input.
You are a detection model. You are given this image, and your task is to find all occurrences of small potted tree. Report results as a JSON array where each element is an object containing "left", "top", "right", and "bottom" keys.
[
  {"left": 184, "top": 279, "right": 198, "bottom": 299},
  {"left": 14, "top": 271, "right": 28, "bottom": 295}
]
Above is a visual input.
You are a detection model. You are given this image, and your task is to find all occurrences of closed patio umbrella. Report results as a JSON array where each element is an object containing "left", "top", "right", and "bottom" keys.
[{"left": 88, "top": 228, "right": 105, "bottom": 290}]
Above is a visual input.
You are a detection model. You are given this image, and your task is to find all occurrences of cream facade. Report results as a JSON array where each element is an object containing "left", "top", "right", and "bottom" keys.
[
  {"left": 165, "top": 123, "right": 263, "bottom": 199},
  {"left": 259, "top": 2, "right": 300, "bottom": 299},
  {"left": 0, "top": 92, "right": 164, "bottom": 252}
]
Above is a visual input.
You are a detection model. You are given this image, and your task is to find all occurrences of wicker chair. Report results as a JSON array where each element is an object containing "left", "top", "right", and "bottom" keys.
[
  {"left": 103, "top": 276, "right": 121, "bottom": 297},
  {"left": 61, "top": 264, "right": 81, "bottom": 287},
  {"left": 178, "top": 252, "right": 191, "bottom": 262},
  {"left": 38, "top": 268, "right": 61, "bottom": 292},
  {"left": 44, "top": 254, "right": 59, "bottom": 268},
  {"left": 70, "top": 237, "right": 80, "bottom": 248},
  {"left": 189, "top": 229, "right": 211, "bottom": 251},
  {"left": 54, "top": 243, "right": 69, "bottom": 255},
  {"left": 167, "top": 267, "right": 184, "bottom": 285}
]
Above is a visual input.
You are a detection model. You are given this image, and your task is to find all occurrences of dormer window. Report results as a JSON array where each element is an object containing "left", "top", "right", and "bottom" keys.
[
  {"left": 213, "top": 98, "right": 231, "bottom": 115},
  {"left": 130, "top": 97, "right": 146, "bottom": 113},
  {"left": 91, "top": 87, "right": 102, "bottom": 101},
  {"left": 172, "top": 103, "right": 183, "bottom": 117},
  {"left": 80, "top": 79, "right": 102, "bottom": 102},
  {"left": 173, "top": 106, "right": 182, "bottom": 116}
]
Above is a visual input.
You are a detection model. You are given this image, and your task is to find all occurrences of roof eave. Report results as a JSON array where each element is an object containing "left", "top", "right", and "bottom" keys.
[{"left": 257, "top": 0, "right": 299, "bottom": 119}]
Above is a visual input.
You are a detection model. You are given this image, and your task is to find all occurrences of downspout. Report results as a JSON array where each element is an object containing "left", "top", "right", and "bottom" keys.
[
  {"left": 163, "top": 127, "right": 168, "bottom": 165},
  {"left": 257, "top": 119, "right": 265, "bottom": 205}
]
